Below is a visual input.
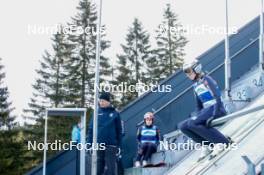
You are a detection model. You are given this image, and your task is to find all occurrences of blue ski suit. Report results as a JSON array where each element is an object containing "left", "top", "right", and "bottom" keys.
[
  {"left": 178, "top": 75, "right": 229, "bottom": 144},
  {"left": 136, "top": 125, "right": 160, "bottom": 161}
]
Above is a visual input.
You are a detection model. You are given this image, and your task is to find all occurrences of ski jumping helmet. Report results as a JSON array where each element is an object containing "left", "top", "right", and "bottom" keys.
[
  {"left": 144, "top": 112, "right": 154, "bottom": 121},
  {"left": 182, "top": 59, "right": 202, "bottom": 74}
]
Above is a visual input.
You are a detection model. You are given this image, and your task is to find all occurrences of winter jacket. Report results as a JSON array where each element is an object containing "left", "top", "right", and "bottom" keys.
[{"left": 88, "top": 105, "right": 122, "bottom": 147}]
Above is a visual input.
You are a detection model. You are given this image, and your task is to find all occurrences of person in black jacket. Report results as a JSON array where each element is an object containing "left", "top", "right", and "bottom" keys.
[{"left": 88, "top": 92, "right": 122, "bottom": 175}]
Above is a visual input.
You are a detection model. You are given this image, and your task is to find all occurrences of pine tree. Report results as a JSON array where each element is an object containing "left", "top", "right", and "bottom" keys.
[
  {"left": 65, "top": 0, "right": 111, "bottom": 108},
  {"left": 22, "top": 30, "right": 77, "bottom": 166},
  {"left": 49, "top": 29, "right": 73, "bottom": 108},
  {"left": 0, "top": 58, "right": 26, "bottom": 175},
  {"left": 115, "top": 18, "right": 152, "bottom": 107},
  {"left": 115, "top": 54, "right": 133, "bottom": 106},
  {"left": 24, "top": 31, "right": 69, "bottom": 121},
  {"left": 152, "top": 4, "right": 187, "bottom": 81},
  {"left": 0, "top": 129, "right": 25, "bottom": 175},
  {"left": 0, "top": 58, "right": 15, "bottom": 130}
]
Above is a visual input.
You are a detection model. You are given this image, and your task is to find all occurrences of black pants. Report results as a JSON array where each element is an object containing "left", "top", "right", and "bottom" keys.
[
  {"left": 97, "top": 145, "right": 118, "bottom": 175},
  {"left": 136, "top": 143, "right": 157, "bottom": 161}
]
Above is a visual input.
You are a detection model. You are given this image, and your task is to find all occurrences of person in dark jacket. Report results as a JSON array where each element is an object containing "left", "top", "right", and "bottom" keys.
[
  {"left": 135, "top": 112, "right": 160, "bottom": 167},
  {"left": 178, "top": 59, "right": 231, "bottom": 162},
  {"left": 88, "top": 92, "right": 122, "bottom": 175}
]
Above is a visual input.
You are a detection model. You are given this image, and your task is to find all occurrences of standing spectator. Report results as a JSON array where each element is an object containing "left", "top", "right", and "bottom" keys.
[
  {"left": 88, "top": 92, "right": 122, "bottom": 175},
  {"left": 72, "top": 120, "right": 81, "bottom": 144}
]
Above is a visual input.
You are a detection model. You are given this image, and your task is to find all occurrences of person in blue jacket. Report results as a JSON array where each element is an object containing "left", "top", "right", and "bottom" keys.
[
  {"left": 135, "top": 112, "right": 160, "bottom": 167},
  {"left": 178, "top": 59, "right": 230, "bottom": 161},
  {"left": 88, "top": 92, "right": 122, "bottom": 175},
  {"left": 71, "top": 120, "right": 81, "bottom": 144}
]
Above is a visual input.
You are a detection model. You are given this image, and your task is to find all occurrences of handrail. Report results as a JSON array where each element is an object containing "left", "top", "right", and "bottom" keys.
[
  {"left": 136, "top": 37, "right": 259, "bottom": 127},
  {"left": 210, "top": 104, "right": 264, "bottom": 127}
]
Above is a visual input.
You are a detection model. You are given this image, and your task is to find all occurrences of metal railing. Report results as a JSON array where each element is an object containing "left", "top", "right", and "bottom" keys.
[
  {"left": 210, "top": 104, "right": 264, "bottom": 127},
  {"left": 242, "top": 155, "right": 264, "bottom": 175},
  {"left": 242, "top": 156, "right": 257, "bottom": 175}
]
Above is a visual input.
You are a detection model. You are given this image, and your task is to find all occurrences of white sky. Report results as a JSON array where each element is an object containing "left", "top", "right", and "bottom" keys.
[{"left": 0, "top": 0, "right": 260, "bottom": 123}]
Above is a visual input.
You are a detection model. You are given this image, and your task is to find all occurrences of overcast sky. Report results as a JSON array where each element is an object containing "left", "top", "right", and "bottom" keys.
[{"left": 0, "top": 0, "right": 260, "bottom": 123}]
